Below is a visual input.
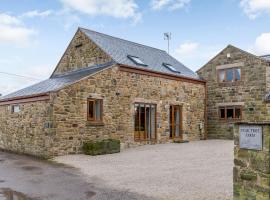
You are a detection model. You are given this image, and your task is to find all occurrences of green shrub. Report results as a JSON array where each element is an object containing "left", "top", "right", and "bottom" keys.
[
  {"left": 82, "top": 139, "right": 120, "bottom": 156},
  {"left": 173, "top": 140, "right": 189, "bottom": 143}
]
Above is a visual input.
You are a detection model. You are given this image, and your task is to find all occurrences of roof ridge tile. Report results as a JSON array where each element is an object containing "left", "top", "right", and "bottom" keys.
[{"left": 79, "top": 27, "right": 167, "bottom": 53}]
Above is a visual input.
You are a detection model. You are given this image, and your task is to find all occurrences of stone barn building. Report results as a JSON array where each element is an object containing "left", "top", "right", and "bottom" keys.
[
  {"left": 197, "top": 45, "right": 270, "bottom": 139},
  {"left": 0, "top": 28, "right": 206, "bottom": 157}
]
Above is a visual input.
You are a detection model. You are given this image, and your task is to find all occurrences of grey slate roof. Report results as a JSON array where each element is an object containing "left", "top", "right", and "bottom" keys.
[
  {"left": 80, "top": 28, "right": 198, "bottom": 79},
  {"left": 0, "top": 62, "right": 114, "bottom": 101},
  {"left": 260, "top": 54, "right": 270, "bottom": 61},
  {"left": 1, "top": 28, "right": 199, "bottom": 101}
]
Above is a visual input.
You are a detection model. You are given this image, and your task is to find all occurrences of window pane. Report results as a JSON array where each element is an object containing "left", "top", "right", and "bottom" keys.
[
  {"left": 169, "top": 106, "right": 173, "bottom": 138},
  {"left": 235, "top": 68, "right": 241, "bottom": 81},
  {"left": 140, "top": 104, "right": 145, "bottom": 133},
  {"left": 133, "top": 57, "right": 144, "bottom": 65},
  {"left": 218, "top": 70, "right": 225, "bottom": 82},
  {"left": 128, "top": 55, "right": 146, "bottom": 66},
  {"left": 226, "top": 69, "right": 234, "bottom": 82},
  {"left": 220, "top": 108, "right": 225, "bottom": 119},
  {"left": 235, "top": 108, "right": 241, "bottom": 119},
  {"left": 146, "top": 105, "right": 151, "bottom": 139},
  {"left": 227, "top": 108, "right": 234, "bottom": 119},
  {"left": 88, "top": 101, "right": 94, "bottom": 119},
  {"left": 135, "top": 104, "right": 140, "bottom": 131},
  {"left": 95, "top": 100, "right": 101, "bottom": 120},
  {"left": 174, "top": 107, "right": 180, "bottom": 137},
  {"left": 13, "top": 105, "right": 20, "bottom": 113},
  {"left": 134, "top": 104, "right": 140, "bottom": 140},
  {"left": 134, "top": 103, "right": 156, "bottom": 141},
  {"left": 151, "top": 105, "right": 156, "bottom": 139},
  {"left": 163, "top": 63, "right": 180, "bottom": 73}
]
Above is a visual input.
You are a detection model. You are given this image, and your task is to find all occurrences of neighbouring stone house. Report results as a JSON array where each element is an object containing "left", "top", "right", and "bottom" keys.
[
  {"left": 0, "top": 28, "right": 206, "bottom": 157},
  {"left": 197, "top": 45, "right": 270, "bottom": 139}
]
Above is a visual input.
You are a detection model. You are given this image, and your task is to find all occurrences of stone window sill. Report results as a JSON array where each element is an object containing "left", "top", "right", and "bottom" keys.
[
  {"left": 218, "top": 81, "right": 242, "bottom": 87},
  {"left": 219, "top": 119, "right": 242, "bottom": 123},
  {"left": 86, "top": 121, "right": 105, "bottom": 126}
]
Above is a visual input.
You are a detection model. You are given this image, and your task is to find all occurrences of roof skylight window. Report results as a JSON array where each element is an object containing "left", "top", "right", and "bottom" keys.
[
  {"left": 127, "top": 55, "right": 147, "bottom": 66},
  {"left": 163, "top": 63, "right": 180, "bottom": 73}
]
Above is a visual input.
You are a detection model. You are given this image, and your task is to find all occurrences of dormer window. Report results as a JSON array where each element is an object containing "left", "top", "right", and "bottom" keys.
[
  {"left": 127, "top": 55, "right": 147, "bottom": 66},
  {"left": 163, "top": 63, "right": 180, "bottom": 73}
]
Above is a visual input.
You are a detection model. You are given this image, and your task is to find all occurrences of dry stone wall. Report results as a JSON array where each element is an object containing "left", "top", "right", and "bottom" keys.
[{"left": 233, "top": 123, "right": 270, "bottom": 199}]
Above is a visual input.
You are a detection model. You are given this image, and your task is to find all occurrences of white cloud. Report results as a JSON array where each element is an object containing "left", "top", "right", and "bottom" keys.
[
  {"left": 24, "top": 65, "right": 54, "bottom": 79},
  {"left": 0, "top": 13, "right": 37, "bottom": 46},
  {"left": 21, "top": 10, "right": 53, "bottom": 18},
  {"left": 251, "top": 33, "right": 270, "bottom": 55},
  {"left": 0, "top": 25, "right": 36, "bottom": 46},
  {"left": 0, "top": 64, "right": 54, "bottom": 96},
  {"left": 240, "top": 0, "right": 270, "bottom": 19},
  {"left": 173, "top": 42, "right": 222, "bottom": 71},
  {"left": 60, "top": 0, "right": 141, "bottom": 22},
  {"left": 0, "top": 13, "right": 21, "bottom": 25},
  {"left": 151, "top": 0, "right": 191, "bottom": 11},
  {"left": 55, "top": 9, "right": 81, "bottom": 30},
  {"left": 175, "top": 42, "right": 199, "bottom": 55},
  {"left": 0, "top": 82, "right": 26, "bottom": 96}
]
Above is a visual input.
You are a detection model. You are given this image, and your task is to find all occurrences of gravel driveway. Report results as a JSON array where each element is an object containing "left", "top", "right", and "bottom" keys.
[{"left": 55, "top": 140, "right": 233, "bottom": 200}]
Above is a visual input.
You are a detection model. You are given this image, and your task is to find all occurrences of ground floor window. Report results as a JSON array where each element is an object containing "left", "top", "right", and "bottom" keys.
[
  {"left": 11, "top": 105, "right": 20, "bottom": 113},
  {"left": 169, "top": 105, "right": 183, "bottom": 139},
  {"left": 87, "top": 98, "right": 103, "bottom": 122},
  {"left": 134, "top": 103, "right": 156, "bottom": 141},
  {"left": 219, "top": 106, "right": 242, "bottom": 120}
]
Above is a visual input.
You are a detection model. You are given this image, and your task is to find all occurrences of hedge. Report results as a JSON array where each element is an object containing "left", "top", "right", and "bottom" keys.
[{"left": 82, "top": 139, "right": 120, "bottom": 156}]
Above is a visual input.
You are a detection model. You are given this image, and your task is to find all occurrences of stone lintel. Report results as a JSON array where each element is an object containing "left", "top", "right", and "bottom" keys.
[
  {"left": 133, "top": 98, "right": 159, "bottom": 104},
  {"left": 216, "top": 62, "right": 244, "bottom": 70},
  {"left": 217, "top": 102, "right": 245, "bottom": 107},
  {"left": 88, "top": 93, "right": 104, "bottom": 99}
]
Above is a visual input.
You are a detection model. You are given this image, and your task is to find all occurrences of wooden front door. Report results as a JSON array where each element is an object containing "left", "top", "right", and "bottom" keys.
[{"left": 169, "top": 105, "right": 183, "bottom": 140}]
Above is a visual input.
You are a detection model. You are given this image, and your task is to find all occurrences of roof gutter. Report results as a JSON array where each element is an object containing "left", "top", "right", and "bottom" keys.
[
  {"left": 0, "top": 93, "right": 50, "bottom": 106},
  {"left": 118, "top": 64, "right": 206, "bottom": 85}
]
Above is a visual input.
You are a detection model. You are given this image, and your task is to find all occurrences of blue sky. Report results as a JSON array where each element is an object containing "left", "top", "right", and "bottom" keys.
[{"left": 0, "top": 0, "right": 270, "bottom": 95}]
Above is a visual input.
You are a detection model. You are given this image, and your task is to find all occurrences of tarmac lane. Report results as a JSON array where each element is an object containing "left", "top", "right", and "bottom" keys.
[{"left": 0, "top": 151, "right": 156, "bottom": 200}]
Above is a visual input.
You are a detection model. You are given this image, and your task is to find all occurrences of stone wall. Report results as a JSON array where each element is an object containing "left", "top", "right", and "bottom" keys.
[
  {"left": 49, "top": 65, "right": 206, "bottom": 156},
  {"left": 233, "top": 123, "right": 270, "bottom": 199},
  {"left": 0, "top": 28, "right": 206, "bottom": 157},
  {"left": 0, "top": 99, "right": 55, "bottom": 158},
  {"left": 266, "top": 66, "right": 270, "bottom": 92},
  {"left": 0, "top": 66, "right": 206, "bottom": 157},
  {"left": 197, "top": 45, "right": 270, "bottom": 139},
  {"left": 52, "top": 29, "right": 112, "bottom": 76}
]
